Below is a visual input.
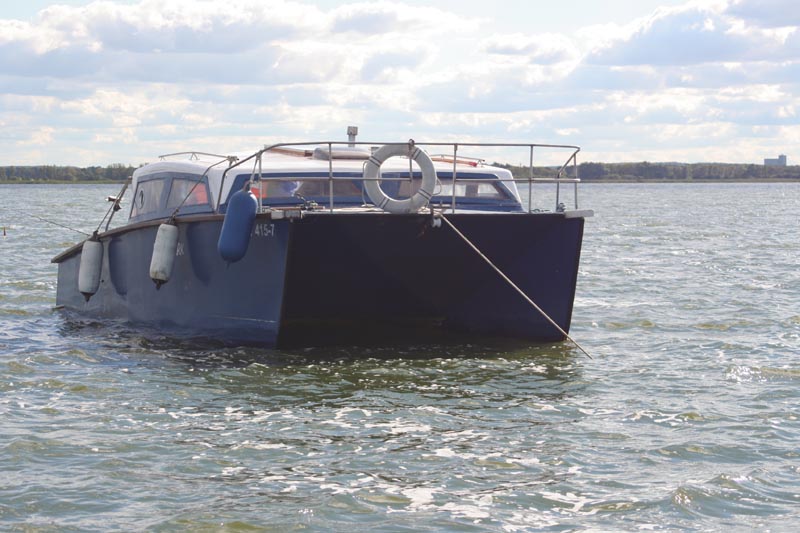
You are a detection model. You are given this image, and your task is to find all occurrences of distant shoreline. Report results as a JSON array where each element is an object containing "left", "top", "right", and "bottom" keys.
[
  {"left": 0, "top": 164, "right": 134, "bottom": 184},
  {"left": 3, "top": 178, "right": 800, "bottom": 185},
  {"left": 0, "top": 180, "right": 124, "bottom": 185},
  {"left": 580, "top": 178, "right": 800, "bottom": 183},
  {"left": 1, "top": 160, "right": 798, "bottom": 185}
]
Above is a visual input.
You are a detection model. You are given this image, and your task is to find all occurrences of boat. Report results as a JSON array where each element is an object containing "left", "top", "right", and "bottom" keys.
[{"left": 52, "top": 128, "right": 593, "bottom": 347}]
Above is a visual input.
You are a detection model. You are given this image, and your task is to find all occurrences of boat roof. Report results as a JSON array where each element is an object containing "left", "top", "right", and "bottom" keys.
[{"left": 132, "top": 145, "right": 522, "bottom": 211}]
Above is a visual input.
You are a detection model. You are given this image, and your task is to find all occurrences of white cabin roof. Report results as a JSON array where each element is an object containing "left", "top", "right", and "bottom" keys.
[{"left": 132, "top": 147, "right": 521, "bottom": 210}]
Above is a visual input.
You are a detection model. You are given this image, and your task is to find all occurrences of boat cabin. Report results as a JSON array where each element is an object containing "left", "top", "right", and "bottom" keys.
[{"left": 126, "top": 146, "right": 525, "bottom": 224}]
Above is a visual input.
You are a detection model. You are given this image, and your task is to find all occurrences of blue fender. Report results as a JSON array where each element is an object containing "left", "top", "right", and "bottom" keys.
[{"left": 217, "top": 189, "right": 258, "bottom": 263}]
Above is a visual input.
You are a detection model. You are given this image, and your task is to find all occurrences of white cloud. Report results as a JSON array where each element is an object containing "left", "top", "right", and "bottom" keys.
[
  {"left": 727, "top": 0, "right": 800, "bottom": 27},
  {"left": 0, "top": 0, "right": 798, "bottom": 165},
  {"left": 587, "top": 1, "right": 800, "bottom": 66},
  {"left": 330, "top": 1, "right": 478, "bottom": 35},
  {"left": 60, "top": 87, "right": 192, "bottom": 127},
  {"left": 93, "top": 127, "right": 137, "bottom": 144},
  {"left": 23, "top": 126, "right": 56, "bottom": 145},
  {"left": 482, "top": 33, "right": 580, "bottom": 65},
  {"left": 360, "top": 47, "right": 428, "bottom": 82},
  {"left": 589, "top": 5, "right": 744, "bottom": 65}
]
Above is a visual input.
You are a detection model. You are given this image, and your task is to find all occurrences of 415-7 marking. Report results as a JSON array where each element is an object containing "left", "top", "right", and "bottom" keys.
[{"left": 253, "top": 223, "right": 275, "bottom": 238}]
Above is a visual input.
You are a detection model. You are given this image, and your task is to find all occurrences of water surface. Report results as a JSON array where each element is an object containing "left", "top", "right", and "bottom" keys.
[{"left": 1, "top": 182, "right": 799, "bottom": 531}]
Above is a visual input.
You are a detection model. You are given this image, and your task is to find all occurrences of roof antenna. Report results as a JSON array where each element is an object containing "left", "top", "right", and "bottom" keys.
[{"left": 347, "top": 125, "right": 358, "bottom": 147}]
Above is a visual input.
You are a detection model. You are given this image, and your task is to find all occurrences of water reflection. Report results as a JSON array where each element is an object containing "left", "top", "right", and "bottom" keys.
[{"left": 56, "top": 311, "right": 585, "bottom": 405}]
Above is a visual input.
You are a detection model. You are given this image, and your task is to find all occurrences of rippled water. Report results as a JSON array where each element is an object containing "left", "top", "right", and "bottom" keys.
[{"left": 2, "top": 182, "right": 799, "bottom": 531}]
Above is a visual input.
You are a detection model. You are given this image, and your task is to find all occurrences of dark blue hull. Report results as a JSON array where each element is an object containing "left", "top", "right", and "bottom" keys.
[{"left": 54, "top": 212, "right": 585, "bottom": 347}]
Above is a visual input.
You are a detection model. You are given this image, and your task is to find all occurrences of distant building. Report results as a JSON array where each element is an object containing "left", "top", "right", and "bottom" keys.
[{"left": 764, "top": 154, "right": 787, "bottom": 166}]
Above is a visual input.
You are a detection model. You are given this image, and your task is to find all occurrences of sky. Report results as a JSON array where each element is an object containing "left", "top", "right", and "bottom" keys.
[{"left": 0, "top": 0, "right": 797, "bottom": 166}]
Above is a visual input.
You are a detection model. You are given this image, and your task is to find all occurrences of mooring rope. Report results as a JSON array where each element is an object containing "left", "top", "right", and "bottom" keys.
[
  {"left": 439, "top": 213, "right": 592, "bottom": 359},
  {"left": 24, "top": 212, "right": 91, "bottom": 237}
]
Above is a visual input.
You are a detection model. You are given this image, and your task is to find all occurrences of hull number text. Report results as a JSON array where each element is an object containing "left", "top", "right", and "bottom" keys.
[{"left": 253, "top": 223, "right": 275, "bottom": 238}]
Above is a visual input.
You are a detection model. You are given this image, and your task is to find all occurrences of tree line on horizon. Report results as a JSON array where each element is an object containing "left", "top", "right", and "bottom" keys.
[
  {"left": 0, "top": 164, "right": 136, "bottom": 183},
  {"left": 496, "top": 161, "right": 800, "bottom": 181},
  {"left": 1, "top": 161, "right": 799, "bottom": 183}
]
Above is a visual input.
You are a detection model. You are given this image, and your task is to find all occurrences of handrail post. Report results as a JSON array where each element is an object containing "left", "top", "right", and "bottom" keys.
[
  {"left": 451, "top": 144, "right": 458, "bottom": 213},
  {"left": 528, "top": 145, "right": 534, "bottom": 213},
  {"left": 260, "top": 155, "right": 266, "bottom": 212},
  {"left": 573, "top": 153, "right": 579, "bottom": 209},
  {"left": 328, "top": 142, "right": 334, "bottom": 212},
  {"left": 556, "top": 179, "right": 561, "bottom": 212}
]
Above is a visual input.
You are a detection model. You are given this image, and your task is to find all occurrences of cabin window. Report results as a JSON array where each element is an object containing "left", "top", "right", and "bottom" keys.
[
  {"left": 435, "top": 180, "right": 505, "bottom": 200},
  {"left": 394, "top": 175, "right": 506, "bottom": 200},
  {"left": 294, "top": 178, "right": 361, "bottom": 198},
  {"left": 167, "top": 177, "right": 209, "bottom": 208},
  {"left": 129, "top": 179, "right": 166, "bottom": 219},
  {"left": 228, "top": 172, "right": 372, "bottom": 209},
  {"left": 260, "top": 180, "right": 300, "bottom": 198}
]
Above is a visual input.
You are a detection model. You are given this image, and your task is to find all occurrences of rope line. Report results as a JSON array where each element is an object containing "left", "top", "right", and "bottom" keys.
[
  {"left": 24, "top": 212, "right": 91, "bottom": 236},
  {"left": 439, "top": 213, "right": 592, "bottom": 359}
]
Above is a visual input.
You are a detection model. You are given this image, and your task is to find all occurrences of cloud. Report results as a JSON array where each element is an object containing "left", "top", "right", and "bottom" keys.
[
  {"left": 79, "top": 3, "right": 299, "bottom": 54},
  {"left": 60, "top": 87, "right": 191, "bottom": 128},
  {"left": 726, "top": 0, "right": 800, "bottom": 27},
  {"left": 360, "top": 48, "right": 428, "bottom": 81},
  {"left": 589, "top": 6, "right": 745, "bottom": 66},
  {"left": 563, "top": 64, "right": 662, "bottom": 92},
  {"left": 0, "top": 0, "right": 798, "bottom": 165},
  {"left": 44, "top": 0, "right": 324, "bottom": 52},
  {"left": 482, "top": 33, "right": 580, "bottom": 65},
  {"left": 331, "top": 3, "right": 404, "bottom": 34},
  {"left": 0, "top": 1, "right": 331, "bottom": 85},
  {"left": 330, "top": 1, "right": 477, "bottom": 35},
  {"left": 587, "top": 2, "right": 800, "bottom": 66}
]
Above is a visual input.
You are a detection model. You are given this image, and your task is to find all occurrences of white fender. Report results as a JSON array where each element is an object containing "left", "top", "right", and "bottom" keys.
[
  {"left": 78, "top": 238, "right": 103, "bottom": 301},
  {"left": 364, "top": 143, "right": 437, "bottom": 214},
  {"left": 149, "top": 223, "right": 179, "bottom": 288}
]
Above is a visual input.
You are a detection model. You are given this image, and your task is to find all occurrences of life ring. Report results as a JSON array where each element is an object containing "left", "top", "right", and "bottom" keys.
[{"left": 364, "top": 143, "right": 437, "bottom": 214}]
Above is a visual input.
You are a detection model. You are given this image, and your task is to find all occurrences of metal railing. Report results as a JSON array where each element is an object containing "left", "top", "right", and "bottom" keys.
[
  {"left": 159, "top": 151, "right": 239, "bottom": 163},
  {"left": 217, "top": 140, "right": 582, "bottom": 214}
]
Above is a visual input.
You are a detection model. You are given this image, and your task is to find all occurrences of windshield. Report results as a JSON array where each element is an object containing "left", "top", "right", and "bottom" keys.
[{"left": 231, "top": 171, "right": 522, "bottom": 210}]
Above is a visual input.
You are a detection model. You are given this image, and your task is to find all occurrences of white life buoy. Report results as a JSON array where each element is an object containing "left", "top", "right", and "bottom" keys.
[{"left": 364, "top": 143, "right": 437, "bottom": 214}]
